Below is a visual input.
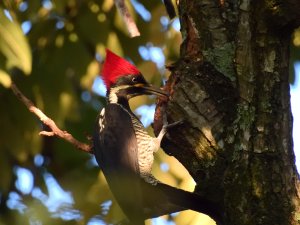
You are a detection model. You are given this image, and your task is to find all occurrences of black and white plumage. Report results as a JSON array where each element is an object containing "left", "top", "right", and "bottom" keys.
[{"left": 93, "top": 50, "right": 222, "bottom": 225}]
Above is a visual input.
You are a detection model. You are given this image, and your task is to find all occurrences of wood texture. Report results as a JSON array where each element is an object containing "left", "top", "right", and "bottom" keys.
[{"left": 155, "top": 1, "right": 300, "bottom": 224}]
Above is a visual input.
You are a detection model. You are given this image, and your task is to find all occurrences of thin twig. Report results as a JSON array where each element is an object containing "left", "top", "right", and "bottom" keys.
[
  {"left": 10, "top": 82, "right": 93, "bottom": 154},
  {"left": 114, "top": 0, "right": 140, "bottom": 37}
]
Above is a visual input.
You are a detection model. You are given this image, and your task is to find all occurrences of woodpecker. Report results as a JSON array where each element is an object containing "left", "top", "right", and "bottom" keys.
[{"left": 93, "top": 50, "right": 222, "bottom": 225}]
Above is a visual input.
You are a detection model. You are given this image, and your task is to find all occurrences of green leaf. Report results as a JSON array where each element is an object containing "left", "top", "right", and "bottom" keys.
[
  {"left": 0, "top": 8, "right": 32, "bottom": 75},
  {"left": 0, "top": 69, "right": 11, "bottom": 88}
]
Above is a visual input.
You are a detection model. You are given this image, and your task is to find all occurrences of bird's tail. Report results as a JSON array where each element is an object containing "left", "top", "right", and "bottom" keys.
[{"left": 142, "top": 182, "right": 223, "bottom": 224}]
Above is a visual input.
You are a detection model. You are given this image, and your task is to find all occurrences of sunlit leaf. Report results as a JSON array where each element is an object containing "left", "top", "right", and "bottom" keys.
[
  {"left": 107, "top": 31, "right": 123, "bottom": 55},
  {"left": 81, "top": 60, "right": 100, "bottom": 90},
  {"left": 0, "top": 8, "right": 32, "bottom": 74},
  {"left": 174, "top": 211, "right": 215, "bottom": 225},
  {"left": 293, "top": 27, "right": 300, "bottom": 47},
  {"left": 0, "top": 69, "right": 11, "bottom": 88},
  {"left": 102, "top": 0, "right": 114, "bottom": 12}
]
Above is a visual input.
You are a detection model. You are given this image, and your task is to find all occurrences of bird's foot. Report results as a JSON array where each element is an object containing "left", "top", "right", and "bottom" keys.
[
  {"left": 156, "top": 105, "right": 184, "bottom": 144},
  {"left": 141, "top": 173, "right": 160, "bottom": 186},
  {"left": 162, "top": 119, "right": 184, "bottom": 130},
  {"left": 161, "top": 104, "right": 184, "bottom": 130}
]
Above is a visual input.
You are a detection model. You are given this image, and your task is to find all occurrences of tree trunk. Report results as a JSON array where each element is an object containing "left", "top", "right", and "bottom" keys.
[{"left": 155, "top": 1, "right": 300, "bottom": 224}]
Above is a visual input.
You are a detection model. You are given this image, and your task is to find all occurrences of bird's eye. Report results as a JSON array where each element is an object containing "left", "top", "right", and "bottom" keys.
[{"left": 132, "top": 77, "right": 137, "bottom": 82}]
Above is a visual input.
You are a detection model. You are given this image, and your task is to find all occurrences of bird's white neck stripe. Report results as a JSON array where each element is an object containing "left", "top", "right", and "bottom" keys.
[{"left": 108, "top": 85, "right": 130, "bottom": 103}]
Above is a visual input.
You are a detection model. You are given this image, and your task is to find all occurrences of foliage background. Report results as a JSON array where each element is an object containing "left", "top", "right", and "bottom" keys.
[
  {"left": 0, "top": 0, "right": 299, "bottom": 225},
  {"left": 0, "top": 0, "right": 205, "bottom": 225}
]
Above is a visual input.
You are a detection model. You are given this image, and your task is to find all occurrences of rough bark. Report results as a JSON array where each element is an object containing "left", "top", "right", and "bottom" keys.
[{"left": 155, "top": 0, "right": 300, "bottom": 224}]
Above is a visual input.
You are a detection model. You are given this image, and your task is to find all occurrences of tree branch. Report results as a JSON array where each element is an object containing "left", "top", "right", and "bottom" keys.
[
  {"left": 114, "top": 0, "right": 140, "bottom": 37},
  {"left": 10, "top": 82, "right": 93, "bottom": 154}
]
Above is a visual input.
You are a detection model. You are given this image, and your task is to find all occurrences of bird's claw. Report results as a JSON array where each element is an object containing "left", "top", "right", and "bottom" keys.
[
  {"left": 161, "top": 104, "right": 184, "bottom": 130},
  {"left": 163, "top": 119, "right": 184, "bottom": 130}
]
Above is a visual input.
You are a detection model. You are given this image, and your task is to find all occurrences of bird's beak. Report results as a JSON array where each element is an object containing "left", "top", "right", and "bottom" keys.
[{"left": 138, "top": 84, "right": 168, "bottom": 97}]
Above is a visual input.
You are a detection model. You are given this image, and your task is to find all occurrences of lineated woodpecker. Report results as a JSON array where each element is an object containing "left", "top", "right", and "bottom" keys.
[{"left": 93, "top": 50, "right": 222, "bottom": 225}]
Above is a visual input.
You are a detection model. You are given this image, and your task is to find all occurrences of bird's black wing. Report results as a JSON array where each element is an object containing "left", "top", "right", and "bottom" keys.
[{"left": 93, "top": 103, "right": 144, "bottom": 224}]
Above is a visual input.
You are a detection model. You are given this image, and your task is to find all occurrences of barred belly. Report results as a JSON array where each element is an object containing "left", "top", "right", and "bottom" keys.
[{"left": 130, "top": 115, "right": 159, "bottom": 185}]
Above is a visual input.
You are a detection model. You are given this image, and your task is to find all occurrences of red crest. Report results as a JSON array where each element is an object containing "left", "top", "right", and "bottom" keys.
[{"left": 102, "top": 49, "right": 140, "bottom": 89}]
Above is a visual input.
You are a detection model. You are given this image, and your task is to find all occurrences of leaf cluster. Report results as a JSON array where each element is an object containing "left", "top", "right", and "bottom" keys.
[{"left": 0, "top": 0, "right": 184, "bottom": 224}]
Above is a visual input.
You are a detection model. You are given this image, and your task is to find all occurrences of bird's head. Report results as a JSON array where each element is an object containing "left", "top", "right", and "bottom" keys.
[{"left": 102, "top": 49, "right": 167, "bottom": 103}]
